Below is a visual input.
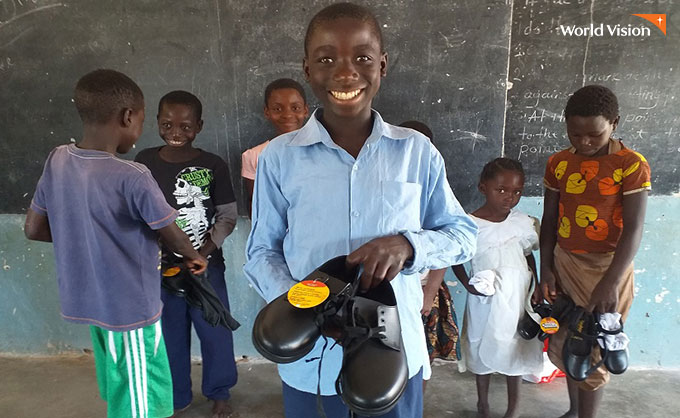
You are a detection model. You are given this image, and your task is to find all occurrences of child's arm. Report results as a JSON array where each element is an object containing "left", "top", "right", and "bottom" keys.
[
  {"left": 588, "top": 191, "right": 648, "bottom": 313},
  {"left": 158, "top": 223, "right": 208, "bottom": 274},
  {"left": 421, "top": 268, "right": 446, "bottom": 315},
  {"left": 243, "top": 151, "right": 297, "bottom": 303},
  {"left": 452, "top": 264, "right": 485, "bottom": 296},
  {"left": 24, "top": 208, "right": 52, "bottom": 242},
  {"left": 526, "top": 252, "right": 541, "bottom": 304},
  {"left": 244, "top": 178, "right": 255, "bottom": 219},
  {"left": 347, "top": 146, "right": 477, "bottom": 291},
  {"left": 539, "top": 188, "right": 560, "bottom": 304},
  {"left": 200, "top": 202, "right": 237, "bottom": 258}
]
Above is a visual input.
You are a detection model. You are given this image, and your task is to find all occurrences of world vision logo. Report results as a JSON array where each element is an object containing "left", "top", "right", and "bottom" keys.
[
  {"left": 631, "top": 14, "right": 666, "bottom": 35},
  {"left": 559, "top": 14, "right": 667, "bottom": 37}
]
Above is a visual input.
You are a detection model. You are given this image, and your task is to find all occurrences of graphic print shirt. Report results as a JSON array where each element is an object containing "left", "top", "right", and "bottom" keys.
[{"left": 135, "top": 147, "right": 236, "bottom": 261}]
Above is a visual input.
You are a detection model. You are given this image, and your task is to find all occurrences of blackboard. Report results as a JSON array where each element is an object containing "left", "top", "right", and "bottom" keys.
[
  {"left": 0, "top": 0, "right": 511, "bottom": 214},
  {"left": 505, "top": 1, "right": 679, "bottom": 197},
  {"left": 2, "top": 1, "right": 677, "bottom": 215}
]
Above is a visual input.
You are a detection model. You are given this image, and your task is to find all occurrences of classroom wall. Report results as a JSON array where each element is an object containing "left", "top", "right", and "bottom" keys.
[
  {"left": 1, "top": 0, "right": 679, "bottom": 368},
  {"left": 1, "top": 195, "right": 679, "bottom": 366}
]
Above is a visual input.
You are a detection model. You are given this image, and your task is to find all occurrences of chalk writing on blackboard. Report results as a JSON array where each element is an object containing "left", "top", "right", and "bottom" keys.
[
  {"left": 0, "top": 1, "right": 63, "bottom": 28},
  {"left": 0, "top": 56, "right": 13, "bottom": 71}
]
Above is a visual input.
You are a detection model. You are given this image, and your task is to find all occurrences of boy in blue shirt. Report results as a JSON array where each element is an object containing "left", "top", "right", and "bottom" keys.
[
  {"left": 25, "top": 69, "right": 208, "bottom": 418},
  {"left": 244, "top": 3, "right": 477, "bottom": 417},
  {"left": 135, "top": 90, "right": 238, "bottom": 418}
]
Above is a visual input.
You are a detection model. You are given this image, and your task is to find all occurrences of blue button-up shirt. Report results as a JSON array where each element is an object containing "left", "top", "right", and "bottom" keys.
[{"left": 244, "top": 109, "right": 477, "bottom": 395}]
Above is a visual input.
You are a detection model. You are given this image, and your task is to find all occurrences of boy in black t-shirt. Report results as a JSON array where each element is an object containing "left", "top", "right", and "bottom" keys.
[{"left": 135, "top": 90, "right": 238, "bottom": 418}]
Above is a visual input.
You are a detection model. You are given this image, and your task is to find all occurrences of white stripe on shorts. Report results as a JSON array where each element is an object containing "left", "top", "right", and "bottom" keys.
[
  {"left": 154, "top": 321, "right": 162, "bottom": 355},
  {"left": 129, "top": 330, "right": 146, "bottom": 418},
  {"left": 137, "top": 328, "right": 149, "bottom": 417},
  {"left": 123, "top": 332, "right": 138, "bottom": 418},
  {"left": 108, "top": 331, "right": 117, "bottom": 363}
]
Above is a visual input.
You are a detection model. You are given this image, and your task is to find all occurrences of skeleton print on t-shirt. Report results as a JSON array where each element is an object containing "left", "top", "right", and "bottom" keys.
[{"left": 173, "top": 166, "right": 213, "bottom": 250}]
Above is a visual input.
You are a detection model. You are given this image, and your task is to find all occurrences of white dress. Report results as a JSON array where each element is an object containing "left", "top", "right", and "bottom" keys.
[{"left": 459, "top": 210, "right": 543, "bottom": 376}]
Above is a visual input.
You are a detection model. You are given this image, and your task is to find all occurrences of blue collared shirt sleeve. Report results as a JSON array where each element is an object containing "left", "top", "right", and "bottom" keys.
[
  {"left": 243, "top": 146, "right": 297, "bottom": 303},
  {"left": 401, "top": 144, "right": 478, "bottom": 274}
]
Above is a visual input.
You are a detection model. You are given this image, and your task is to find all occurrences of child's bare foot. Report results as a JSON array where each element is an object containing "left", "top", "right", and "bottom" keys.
[
  {"left": 170, "top": 403, "right": 191, "bottom": 417},
  {"left": 477, "top": 402, "right": 490, "bottom": 418},
  {"left": 557, "top": 411, "right": 578, "bottom": 418},
  {"left": 503, "top": 408, "right": 520, "bottom": 418},
  {"left": 212, "top": 399, "right": 236, "bottom": 418}
]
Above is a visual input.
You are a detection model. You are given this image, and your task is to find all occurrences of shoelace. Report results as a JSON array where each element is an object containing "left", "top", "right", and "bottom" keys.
[{"left": 305, "top": 280, "right": 358, "bottom": 418}]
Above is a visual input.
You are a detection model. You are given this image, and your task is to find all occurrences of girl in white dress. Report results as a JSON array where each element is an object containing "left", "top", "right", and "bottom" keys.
[{"left": 453, "top": 158, "right": 543, "bottom": 418}]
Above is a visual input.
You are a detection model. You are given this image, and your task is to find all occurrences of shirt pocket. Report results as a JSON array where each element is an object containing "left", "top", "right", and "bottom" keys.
[{"left": 381, "top": 181, "right": 422, "bottom": 233}]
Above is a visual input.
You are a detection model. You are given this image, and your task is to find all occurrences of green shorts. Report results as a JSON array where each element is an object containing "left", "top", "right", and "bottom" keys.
[{"left": 90, "top": 321, "right": 173, "bottom": 418}]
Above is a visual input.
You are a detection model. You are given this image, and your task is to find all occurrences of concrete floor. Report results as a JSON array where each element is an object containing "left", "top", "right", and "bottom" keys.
[{"left": 1, "top": 355, "right": 679, "bottom": 417}]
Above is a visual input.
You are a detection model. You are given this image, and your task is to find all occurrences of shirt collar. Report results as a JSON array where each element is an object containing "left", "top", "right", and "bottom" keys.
[{"left": 287, "top": 108, "right": 414, "bottom": 148}]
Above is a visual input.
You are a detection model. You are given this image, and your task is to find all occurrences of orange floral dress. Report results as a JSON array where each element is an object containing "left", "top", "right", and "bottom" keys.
[{"left": 543, "top": 139, "right": 651, "bottom": 254}]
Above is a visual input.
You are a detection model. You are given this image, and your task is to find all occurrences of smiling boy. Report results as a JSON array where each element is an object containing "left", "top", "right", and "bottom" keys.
[
  {"left": 135, "top": 91, "right": 238, "bottom": 418},
  {"left": 244, "top": 3, "right": 477, "bottom": 417}
]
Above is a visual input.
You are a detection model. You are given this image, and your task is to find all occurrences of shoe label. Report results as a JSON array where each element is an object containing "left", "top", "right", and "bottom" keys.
[
  {"left": 540, "top": 317, "right": 560, "bottom": 334},
  {"left": 288, "top": 280, "right": 330, "bottom": 308},
  {"left": 162, "top": 266, "right": 181, "bottom": 277}
]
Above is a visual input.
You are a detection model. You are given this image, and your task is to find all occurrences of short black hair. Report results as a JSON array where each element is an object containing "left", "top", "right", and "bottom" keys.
[
  {"left": 158, "top": 90, "right": 203, "bottom": 121},
  {"left": 480, "top": 157, "right": 525, "bottom": 183},
  {"left": 304, "top": 2, "right": 383, "bottom": 56},
  {"left": 399, "top": 120, "right": 433, "bottom": 140},
  {"left": 565, "top": 84, "right": 619, "bottom": 123},
  {"left": 74, "top": 69, "right": 144, "bottom": 124},
  {"left": 264, "top": 78, "right": 307, "bottom": 107}
]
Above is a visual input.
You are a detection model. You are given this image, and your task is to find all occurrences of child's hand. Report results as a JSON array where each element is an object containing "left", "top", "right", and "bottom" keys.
[
  {"left": 346, "top": 234, "right": 414, "bottom": 291},
  {"left": 540, "top": 270, "right": 557, "bottom": 304},
  {"left": 198, "top": 239, "right": 217, "bottom": 259},
  {"left": 421, "top": 296, "right": 434, "bottom": 316},
  {"left": 587, "top": 279, "right": 619, "bottom": 313},
  {"left": 531, "top": 283, "right": 543, "bottom": 305},
  {"left": 464, "top": 284, "right": 487, "bottom": 297},
  {"left": 184, "top": 254, "right": 209, "bottom": 275}
]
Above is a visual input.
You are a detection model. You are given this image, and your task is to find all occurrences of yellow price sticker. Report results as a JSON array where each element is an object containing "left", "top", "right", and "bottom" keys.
[
  {"left": 540, "top": 317, "right": 560, "bottom": 334},
  {"left": 287, "top": 280, "right": 330, "bottom": 309},
  {"left": 162, "top": 266, "right": 181, "bottom": 277}
]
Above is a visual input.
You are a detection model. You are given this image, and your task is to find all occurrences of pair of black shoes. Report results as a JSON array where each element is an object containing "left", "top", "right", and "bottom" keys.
[
  {"left": 518, "top": 296, "right": 575, "bottom": 341},
  {"left": 252, "top": 256, "right": 408, "bottom": 416},
  {"left": 161, "top": 254, "right": 240, "bottom": 330},
  {"left": 562, "top": 307, "right": 628, "bottom": 381}
]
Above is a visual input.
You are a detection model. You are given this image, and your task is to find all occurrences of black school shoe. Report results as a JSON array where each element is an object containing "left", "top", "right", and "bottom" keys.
[
  {"left": 334, "top": 278, "right": 408, "bottom": 416},
  {"left": 518, "top": 303, "right": 553, "bottom": 340},
  {"left": 161, "top": 255, "right": 241, "bottom": 330},
  {"left": 562, "top": 307, "right": 601, "bottom": 381},
  {"left": 594, "top": 313, "right": 629, "bottom": 375},
  {"left": 251, "top": 256, "right": 360, "bottom": 364}
]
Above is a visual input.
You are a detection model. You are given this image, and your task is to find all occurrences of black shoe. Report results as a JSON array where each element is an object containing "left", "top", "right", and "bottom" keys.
[
  {"left": 563, "top": 307, "right": 599, "bottom": 381},
  {"left": 594, "top": 313, "right": 629, "bottom": 375},
  {"left": 518, "top": 303, "right": 552, "bottom": 340},
  {"left": 539, "top": 295, "right": 576, "bottom": 342},
  {"left": 160, "top": 254, "right": 240, "bottom": 330},
  {"left": 603, "top": 345, "right": 629, "bottom": 375},
  {"left": 251, "top": 256, "right": 360, "bottom": 364},
  {"left": 335, "top": 279, "right": 408, "bottom": 416}
]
